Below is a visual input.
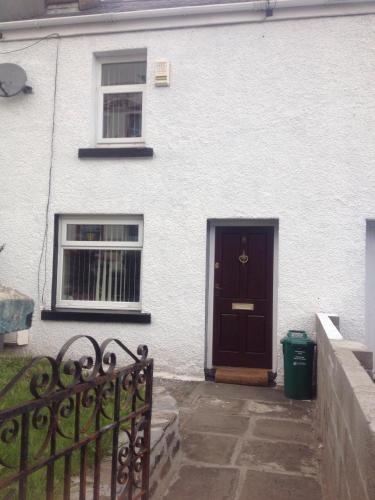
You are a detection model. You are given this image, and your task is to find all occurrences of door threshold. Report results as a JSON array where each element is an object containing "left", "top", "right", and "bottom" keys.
[{"left": 215, "top": 366, "right": 276, "bottom": 387}]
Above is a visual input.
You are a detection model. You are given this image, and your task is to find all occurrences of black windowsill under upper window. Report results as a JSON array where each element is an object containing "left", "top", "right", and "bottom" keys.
[
  {"left": 41, "top": 309, "right": 151, "bottom": 324},
  {"left": 78, "top": 147, "right": 153, "bottom": 158}
]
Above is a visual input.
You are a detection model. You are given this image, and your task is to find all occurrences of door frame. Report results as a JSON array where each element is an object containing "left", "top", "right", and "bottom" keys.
[{"left": 205, "top": 219, "right": 279, "bottom": 373}]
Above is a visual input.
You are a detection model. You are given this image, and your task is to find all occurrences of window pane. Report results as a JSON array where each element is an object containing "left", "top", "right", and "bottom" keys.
[
  {"left": 103, "top": 92, "right": 142, "bottom": 138},
  {"left": 102, "top": 62, "right": 146, "bottom": 85},
  {"left": 66, "top": 224, "right": 139, "bottom": 242},
  {"left": 62, "top": 249, "right": 141, "bottom": 303}
]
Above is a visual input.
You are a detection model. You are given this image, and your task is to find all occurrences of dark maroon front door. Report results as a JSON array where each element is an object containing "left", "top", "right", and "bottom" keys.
[{"left": 213, "top": 227, "right": 274, "bottom": 368}]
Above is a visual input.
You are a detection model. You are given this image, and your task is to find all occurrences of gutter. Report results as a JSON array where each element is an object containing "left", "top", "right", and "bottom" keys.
[{"left": 0, "top": 0, "right": 375, "bottom": 32}]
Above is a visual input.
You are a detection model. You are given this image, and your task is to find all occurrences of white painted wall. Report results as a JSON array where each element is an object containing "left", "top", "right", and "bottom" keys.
[
  {"left": 1, "top": 12, "right": 375, "bottom": 378},
  {"left": 366, "top": 221, "right": 375, "bottom": 371}
]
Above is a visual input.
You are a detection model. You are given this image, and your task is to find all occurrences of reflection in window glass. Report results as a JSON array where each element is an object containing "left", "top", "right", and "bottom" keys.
[
  {"left": 102, "top": 61, "right": 146, "bottom": 86},
  {"left": 103, "top": 92, "right": 142, "bottom": 138},
  {"left": 66, "top": 224, "right": 139, "bottom": 242}
]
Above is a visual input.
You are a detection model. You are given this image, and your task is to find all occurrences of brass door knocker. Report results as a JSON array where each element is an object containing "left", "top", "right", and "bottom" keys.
[{"left": 239, "top": 250, "right": 249, "bottom": 265}]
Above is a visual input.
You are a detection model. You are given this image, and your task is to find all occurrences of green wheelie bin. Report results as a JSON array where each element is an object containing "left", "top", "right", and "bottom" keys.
[{"left": 281, "top": 330, "right": 316, "bottom": 400}]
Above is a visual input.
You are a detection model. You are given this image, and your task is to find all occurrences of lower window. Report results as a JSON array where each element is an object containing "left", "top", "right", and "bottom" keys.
[{"left": 56, "top": 216, "right": 143, "bottom": 310}]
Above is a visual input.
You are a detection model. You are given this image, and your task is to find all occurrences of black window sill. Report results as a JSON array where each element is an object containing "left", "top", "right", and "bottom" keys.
[
  {"left": 78, "top": 147, "right": 154, "bottom": 158},
  {"left": 41, "top": 309, "right": 151, "bottom": 324}
]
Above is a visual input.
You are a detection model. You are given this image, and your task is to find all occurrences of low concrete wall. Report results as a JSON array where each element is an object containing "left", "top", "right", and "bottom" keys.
[{"left": 316, "top": 313, "right": 375, "bottom": 500}]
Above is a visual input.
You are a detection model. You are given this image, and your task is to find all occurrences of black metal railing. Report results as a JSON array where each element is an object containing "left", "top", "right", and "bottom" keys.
[{"left": 0, "top": 335, "right": 153, "bottom": 500}]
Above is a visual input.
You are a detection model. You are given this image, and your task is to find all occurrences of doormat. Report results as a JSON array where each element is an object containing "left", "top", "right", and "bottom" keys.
[{"left": 215, "top": 367, "right": 274, "bottom": 387}]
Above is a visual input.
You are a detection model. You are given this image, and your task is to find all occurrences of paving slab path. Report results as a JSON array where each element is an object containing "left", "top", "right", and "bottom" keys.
[{"left": 156, "top": 380, "right": 322, "bottom": 500}]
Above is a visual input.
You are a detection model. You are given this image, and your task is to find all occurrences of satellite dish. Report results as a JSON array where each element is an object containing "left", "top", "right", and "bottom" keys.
[{"left": 0, "top": 63, "right": 30, "bottom": 98}]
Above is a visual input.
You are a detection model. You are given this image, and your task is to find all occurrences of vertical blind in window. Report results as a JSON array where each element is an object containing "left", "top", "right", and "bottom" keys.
[
  {"left": 62, "top": 249, "right": 141, "bottom": 303},
  {"left": 61, "top": 222, "right": 142, "bottom": 305},
  {"left": 66, "top": 224, "right": 139, "bottom": 242}
]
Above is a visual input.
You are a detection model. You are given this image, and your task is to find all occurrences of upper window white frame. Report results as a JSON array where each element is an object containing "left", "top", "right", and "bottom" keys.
[
  {"left": 56, "top": 215, "right": 144, "bottom": 311},
  {"left": 96, "top": 50, "right": 147, "bottom": 145},
  {"left": 60, "top": 216, "right": 143, "bottom": 248}
]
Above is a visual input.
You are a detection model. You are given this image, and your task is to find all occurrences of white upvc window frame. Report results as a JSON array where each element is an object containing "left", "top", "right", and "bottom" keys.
[
  {"left": 96, "top": 53, "right": 147, "bottom": 146},
  {"left": 56, "top": 215, "right": 143, "bottom": 311}
]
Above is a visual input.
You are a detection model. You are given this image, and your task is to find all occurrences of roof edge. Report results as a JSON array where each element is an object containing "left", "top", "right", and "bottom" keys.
[{"left": 0, "top": 0, "right": 375, "bottom": 34}]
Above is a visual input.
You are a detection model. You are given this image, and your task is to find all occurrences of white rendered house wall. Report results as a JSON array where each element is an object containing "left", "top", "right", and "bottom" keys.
[{"left": 0, "top": 14, "right": 374, "bottom": 378}]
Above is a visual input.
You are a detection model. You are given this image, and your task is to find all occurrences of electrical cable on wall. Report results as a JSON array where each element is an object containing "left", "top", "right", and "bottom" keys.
[
  {"left": 0, "top": 33, "right": 60, "bottom": 54},
  {"left": 0, "top": 32, "right": 61, "bottom": 307},
  {"left": 37, "top": 35, "right": 60, "bottom": 307}
]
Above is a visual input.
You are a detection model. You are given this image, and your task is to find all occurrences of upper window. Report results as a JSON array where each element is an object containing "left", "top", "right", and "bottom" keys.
[
  {"left": 56, "top": 216, "right": 143, "bottom": 310},
  {"left": 97, "top": 50, "right": 147, "bottom": 145}
]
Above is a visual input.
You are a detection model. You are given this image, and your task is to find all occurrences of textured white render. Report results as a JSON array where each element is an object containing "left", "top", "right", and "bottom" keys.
[{"left": 1, "top": 13, "right": 375, "bottom": 378}]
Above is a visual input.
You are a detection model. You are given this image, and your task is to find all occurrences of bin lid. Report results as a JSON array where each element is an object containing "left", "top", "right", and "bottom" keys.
[{"left": 280, "top": 330, "right": 316, "bottom": 345}]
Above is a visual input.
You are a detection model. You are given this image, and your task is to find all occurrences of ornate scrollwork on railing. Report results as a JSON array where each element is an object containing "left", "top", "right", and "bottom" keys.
[
  {"left": 0, "top": 418, "right": 20, "bottom": 469},
  {"left": 80, "top": 387, "right": 99, "bottom": 435},
  {"left": 29, "top": 357, "right": 58, "bottom": 399},
  {"left": 117, "top": 430, "right": 131, "bottom": 491},
  {"left": 100, "top": 381, "right": 115, "bottom": 420},
  {"left": 134, "top": 369, "right": 147, "bottom": 402},
  {"left": 56, "top": 396, "right": 75, "bottom": 439},
  {"left": 0, "top": 335, "right": 148, "bottom": 404},
  {"left": 0, "top": 336, "right": 152, "bottom": 500},
  {"left": 31, "top": 405, "right": 53, "bottom": 459},
  {"left": 137, "top": 345, "right": 149, "bottom": 361},
  {"left": 116, "top": 415, "right": 148, "bottom": 496},
  {"left": 31, "top": 406, "right": 51, "bottom": 432},
  {"left": 132, "top": 416, "right": 148, "bottom": 490}
]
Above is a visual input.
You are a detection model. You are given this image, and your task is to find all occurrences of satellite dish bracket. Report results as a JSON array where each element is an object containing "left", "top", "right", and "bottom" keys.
[
  {"left": 0, "top": 83, "right": 32, "bottom": 97},
  {"left": 23, "top": 85, "right": 32, "bottom": 95}
]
